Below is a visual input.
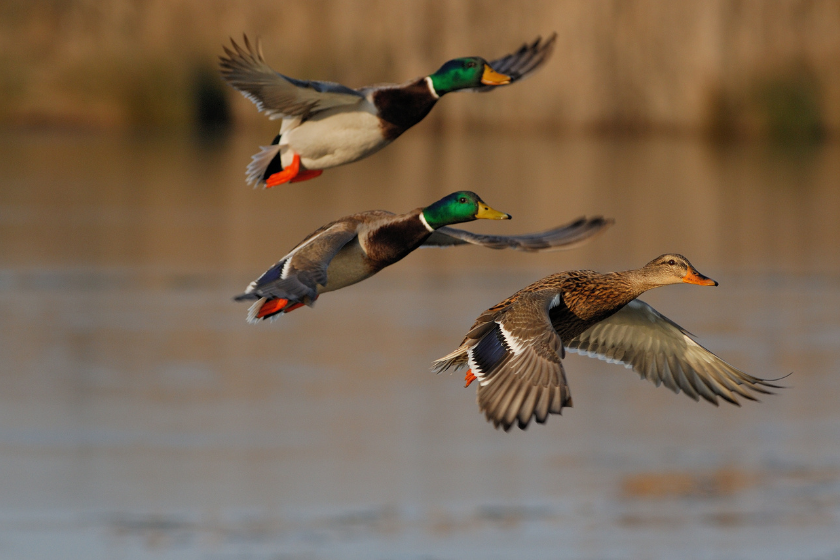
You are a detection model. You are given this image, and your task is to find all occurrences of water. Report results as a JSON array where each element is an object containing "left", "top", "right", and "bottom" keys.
[{"left": 1, "top": 130, "right": 839, "bottom": 559}]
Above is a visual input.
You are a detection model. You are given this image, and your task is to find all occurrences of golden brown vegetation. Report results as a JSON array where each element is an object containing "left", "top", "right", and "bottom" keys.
[{"left": 2, "top": 0, "right": 839, "bottom": 138}]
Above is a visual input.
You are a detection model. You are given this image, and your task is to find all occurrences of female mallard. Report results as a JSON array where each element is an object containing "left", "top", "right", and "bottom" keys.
[
  {"left": 235, "top": 191, "right": 610, "bottom": 322},
  {"left": 433, "top": 254, "right": 785, "bottom": 431},
  {"left": 219, "top": 34, "right": 556, "bottom": 187}
]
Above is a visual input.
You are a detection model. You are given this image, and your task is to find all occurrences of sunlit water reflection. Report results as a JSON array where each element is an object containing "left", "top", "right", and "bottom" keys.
[{"left": 1, "top": 131, "right": 839, "bottom": 559}]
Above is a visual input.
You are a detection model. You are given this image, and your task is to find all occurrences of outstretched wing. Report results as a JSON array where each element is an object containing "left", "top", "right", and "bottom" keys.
[
  {"left": 566, "top": 299, "right": 784, "bottom": 405},
  {"left": 219, "top": 35, "right": 367, "bottom": 120},
  {"left": 472, "top": 33, "right": 557, "bottom": 92},
  {"left": 435, "top": 291, "right": 572, "bottom": 431},
  {"left": 235, "top": 220, "right": 360, "bottom": 303},
  {"left": 422, "top": 216, "right": 611, "bottom": 252}
]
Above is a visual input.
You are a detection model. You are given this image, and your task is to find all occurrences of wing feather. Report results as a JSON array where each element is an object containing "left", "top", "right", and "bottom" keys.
[
  {"left": 234, "top": 220, "right": 360, "bottom": 303},
  {"left": 566, "top": 299, "right": 783, "bottom": 405},
  {"left": 421, "top": 217, "right": 612, "bottom": 252},
  {"left": 472, "top": 34, "right": 557, "bottom": 93},
  {"left": 467, "top": 292, "right": 571, "bottom": 430},
  {"left": 219, "top": 35, "right": 366, "bottom": 120}
]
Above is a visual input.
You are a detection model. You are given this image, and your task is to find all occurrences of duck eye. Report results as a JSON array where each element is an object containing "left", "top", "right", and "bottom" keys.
[
  {"left": 668, "top": 259, "right": 676, "bottom": 265},
  {"left": 466, "top": 61, "right": 476, "bottom": 68},
  {"left": 459, "top": 197, "right": 467, "bottom": 203}
]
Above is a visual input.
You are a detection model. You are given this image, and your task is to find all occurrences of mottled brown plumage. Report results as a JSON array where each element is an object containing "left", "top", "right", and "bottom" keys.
[{"left": 433, "top": 254, "right": 785, "bottom": 431}]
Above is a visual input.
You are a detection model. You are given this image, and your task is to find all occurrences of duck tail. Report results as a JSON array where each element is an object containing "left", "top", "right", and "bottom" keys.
[
  {"left": 246, "top": 297, "right": 276, "bottom": 323},
  {"left": 431, "top": 346, "right": 470, "bottom": 374},
  {"left": 246, "top": 143, "right": 283, "bottom": 188}
]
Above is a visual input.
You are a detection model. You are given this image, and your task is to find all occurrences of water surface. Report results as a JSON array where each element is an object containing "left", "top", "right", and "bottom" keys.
[{"left": 1, "top": 131, "right": 839, "bottom": 559}]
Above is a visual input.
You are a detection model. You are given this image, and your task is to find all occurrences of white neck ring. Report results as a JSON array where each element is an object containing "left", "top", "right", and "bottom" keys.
[
  {"left": 424, "top": 77, "right": 440, "bottom": 100},
  {"left": 419, "top": 212, "right": 435, "bottom": 232}
]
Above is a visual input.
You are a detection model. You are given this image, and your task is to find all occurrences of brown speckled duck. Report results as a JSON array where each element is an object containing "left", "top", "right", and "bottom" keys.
[{"left": 433, "top": 254, "right": 784, "bottom": 431}]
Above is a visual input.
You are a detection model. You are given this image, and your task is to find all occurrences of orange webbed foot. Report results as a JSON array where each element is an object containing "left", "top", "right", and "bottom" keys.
[
  {"left": 464, "top": 369, "right": 477, "bottom": 388},
  {"left": 254, "top": 294, "right": 317, "bottom": 320},
  {"left": 265, "top": 153, "right": 301, "bottom": 188},
  {"left": 256, "top": 298, "right": 288, "bottom": 319},
  {"left": 282, "top": 294, "right": 318, "bottom": 314},
  {"left": 290, "top": 169, "right": 323, "bottom": 183}
]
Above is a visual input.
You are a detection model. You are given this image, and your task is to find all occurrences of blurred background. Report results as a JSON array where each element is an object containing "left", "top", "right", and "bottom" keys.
[{"left": 1, "top": 1, "right": 839, "bottom": 559}]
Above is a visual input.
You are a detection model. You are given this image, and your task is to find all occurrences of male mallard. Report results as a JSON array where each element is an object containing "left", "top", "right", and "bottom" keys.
[
  {"left": 235, "top": 191, "right": 610, "bottom": 322},
  {"left": 433, "top": 254, "right": 785, "bottom": 431},
  {"left": 219, "top": 34, "right": 556, "bottom": 188}
]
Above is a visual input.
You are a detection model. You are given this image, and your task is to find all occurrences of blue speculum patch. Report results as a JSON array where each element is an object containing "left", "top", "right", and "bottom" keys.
[
  {"left": 471, "top": 324, "right": 509, "bottom": 374},
  {"left": 255, "top": 262, "right": 284, "bottom": 287}
]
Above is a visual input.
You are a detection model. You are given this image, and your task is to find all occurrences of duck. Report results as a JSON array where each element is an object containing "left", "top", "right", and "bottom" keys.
[
  {"left": 235, "top": 191, "right": 611, "bottom": 322},
  {"left": 219, "top": 34, "right": 556, "bottom": 188},
  {"left": 432, "top": 254, "right": 785, "bottom": 431}
]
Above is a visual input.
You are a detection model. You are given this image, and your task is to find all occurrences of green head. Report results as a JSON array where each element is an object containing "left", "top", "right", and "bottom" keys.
[
  {"left": 421, "top": 191, "right": 511, "bottom": 229},
  {"left": 428, "top": 57, "right": 511, "bottom": 96}
]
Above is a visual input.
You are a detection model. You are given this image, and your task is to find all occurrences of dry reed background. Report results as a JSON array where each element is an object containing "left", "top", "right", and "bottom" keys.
[{"left": 2, "top": 0, "right": 839, "bottom": 139}]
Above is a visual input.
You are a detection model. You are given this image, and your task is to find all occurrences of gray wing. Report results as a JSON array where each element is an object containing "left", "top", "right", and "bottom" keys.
[
  {"left": 566, "top": 299, "right": 784, "bottom": 405},
  {"left": 422, "top": 216, "right": 612, "bottom": 252},
  {"left": 219, "top": 35, "right": 367, "bottom": 120},
  {"left": 235, "top": 221, "right": 360, "bottom": 302},
  {"left": 472, "top": 33, "right": 557, "bottom": 93},
  {"left": 468, "top": 292, "right": 572, "bottom": 431}
]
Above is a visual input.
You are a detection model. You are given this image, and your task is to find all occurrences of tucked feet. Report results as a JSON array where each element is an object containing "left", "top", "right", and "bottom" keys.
[
  {"left": 255, "top": 298, "right": 289, "bottom": 319},
  {"left": 265, "top": 153, "right": 301, "bottom": 187},
  {"left": 253, "top": 296, "right": 314, "bottom": 320},
  {"left": 464, "top": 369, "right": 477, "bottom": 388},
  {"left": 290, "top": 169, "right": 323, "bottom": 183}
]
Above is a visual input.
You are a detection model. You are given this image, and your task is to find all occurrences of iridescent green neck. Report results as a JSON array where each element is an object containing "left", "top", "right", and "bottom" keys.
[
  {"left": 421, "top": 201, "right": 462, "bottom": 229},
  {"left": 428, "top": 73, "right": 455, "bottom": 97},
  {"left": 428, "top": 57, "right": 484, "bottom": 96},
  {"left": 421, "top": 192, "right": 478, "bottom": 229},
  {"left": 420, "top": 191, "right": 509, "bottom": 230}
]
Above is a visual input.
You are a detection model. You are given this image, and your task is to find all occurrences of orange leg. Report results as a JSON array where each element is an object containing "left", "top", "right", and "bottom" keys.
[
  {"left": 265, "top": 153, "right": 301, "bottom": 188},
  {"left": 255, "top": 294, "right": 318, "bottom": 319},
  {"left": 282, "top": 294, "right": 318, "bottom": 314},
  {"left": 290, "top": 169, "right": 323, "bottom": 183},
  {"left": 464, "top": 369, "right": 477, "bottom": 388},
  {"left": 256, "top": 298, "right": 288, "bottom": 319}
]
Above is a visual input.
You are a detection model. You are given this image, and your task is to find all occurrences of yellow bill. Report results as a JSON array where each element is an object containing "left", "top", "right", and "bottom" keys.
[
  {"left": 481, "top": 64, "right": 511, "bottom": 86},
  {"left": 475, "top": 203, "right": 512, "bottom": 220}
]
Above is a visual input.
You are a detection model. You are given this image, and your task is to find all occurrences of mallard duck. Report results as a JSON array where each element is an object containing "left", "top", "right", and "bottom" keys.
[
  {"left": 235, "top": 191, "right": 610, "bottom": 322},
  {"left": 219, "top": 34, "right": 556, "bottom": 188},
  {"left": 433, "top": 254, "right": 785, "bottom": 431}
]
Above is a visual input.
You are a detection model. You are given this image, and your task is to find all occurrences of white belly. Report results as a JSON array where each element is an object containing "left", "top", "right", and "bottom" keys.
[{"left": 283, "top": 107, "right": 391, "bottom": 170}]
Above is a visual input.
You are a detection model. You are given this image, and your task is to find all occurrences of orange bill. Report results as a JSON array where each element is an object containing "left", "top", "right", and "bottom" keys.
[
  {"left": 682, "top": 269, "right": 718, "bottom": 286},
  {"left": 480, "top": 64, "right": 511, "bottom": 86}
]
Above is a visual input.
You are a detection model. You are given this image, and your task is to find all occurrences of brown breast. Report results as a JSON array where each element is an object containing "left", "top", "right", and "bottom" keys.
[
  {"left": 372, "top": 79, "right": 438, "bottom": 140},
  {"left": 361, "top": 212, "right": 431, "bottom": 271},
  {"left": 549, "top": 271, "right": 638, "bottom": 342}
]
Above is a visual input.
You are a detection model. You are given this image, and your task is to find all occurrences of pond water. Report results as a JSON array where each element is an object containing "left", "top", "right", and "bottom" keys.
[{"left": 1, "top": 130, "right": 839, "bottom": 559}]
